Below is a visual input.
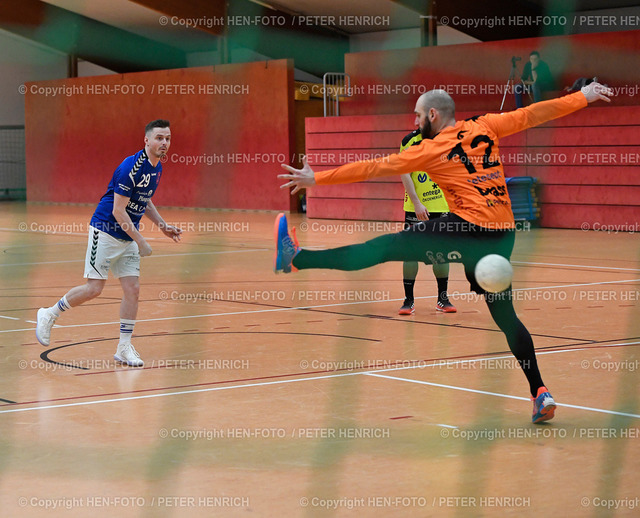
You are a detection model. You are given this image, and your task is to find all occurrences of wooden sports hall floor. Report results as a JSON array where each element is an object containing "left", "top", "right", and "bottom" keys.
[{"left": 0, "top": 202, "right": 638, "bottom": 517}]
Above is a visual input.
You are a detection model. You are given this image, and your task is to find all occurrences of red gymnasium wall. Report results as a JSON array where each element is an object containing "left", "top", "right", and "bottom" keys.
[
  {"left": 25, "top": 60, "right": 295, "bottom": 210},
  {"left": 305, "top": 105, "right": 640, "bottom": 230},
  {"left": 342, "top": 30, "right": 640, "bottom": 115}
]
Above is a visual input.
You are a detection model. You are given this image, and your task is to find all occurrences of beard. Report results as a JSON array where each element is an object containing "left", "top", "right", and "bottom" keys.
[{"left": 420, "top": 118, "right": 432, "bottom": 139}]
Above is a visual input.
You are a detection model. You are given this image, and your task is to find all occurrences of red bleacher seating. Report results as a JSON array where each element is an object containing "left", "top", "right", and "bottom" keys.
[{"left": 305, "top": 105, "right": 640, "bottom": 230}]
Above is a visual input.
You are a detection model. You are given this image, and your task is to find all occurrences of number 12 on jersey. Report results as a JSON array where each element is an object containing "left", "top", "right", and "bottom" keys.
[{"left": 446, "top": 135, "right": 500, "bottom": 174}]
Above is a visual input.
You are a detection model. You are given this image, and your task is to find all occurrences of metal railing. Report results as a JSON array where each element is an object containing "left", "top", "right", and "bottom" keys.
[{"left": 323, "top": 73, "right": 352, "bottom": 117}]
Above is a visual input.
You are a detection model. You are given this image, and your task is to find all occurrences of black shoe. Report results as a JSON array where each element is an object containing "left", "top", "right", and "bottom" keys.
[
  {"left": 398, "top": 299, "right": 415, "bottom": 315},
  {"left": 436, "top": 298, "right": 457, "bottom": 313}
]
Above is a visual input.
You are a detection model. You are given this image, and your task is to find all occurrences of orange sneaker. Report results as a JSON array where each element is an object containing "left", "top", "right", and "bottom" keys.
[{"left": 531, "top": 386, "right": 556, "bottom": 423}]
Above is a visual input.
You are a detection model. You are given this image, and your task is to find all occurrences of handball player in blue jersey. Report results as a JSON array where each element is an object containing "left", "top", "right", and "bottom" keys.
[{"left": 35, "top": 120, "right": 182, "bottom": 366}]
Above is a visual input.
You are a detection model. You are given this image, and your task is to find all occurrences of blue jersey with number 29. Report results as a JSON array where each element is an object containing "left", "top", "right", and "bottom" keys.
[{"left": 90, "top": 149, "right": 162, "bottom": 241}]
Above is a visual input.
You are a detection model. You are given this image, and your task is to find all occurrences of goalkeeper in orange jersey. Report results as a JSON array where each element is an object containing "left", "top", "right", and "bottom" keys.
[{"left": 275, "top": 82, "right": 612, "bottom": 423}]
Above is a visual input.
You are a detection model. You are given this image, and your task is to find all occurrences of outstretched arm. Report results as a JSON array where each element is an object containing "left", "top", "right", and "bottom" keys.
[
  {"left": 483, "top": 82, "right": 614, "bottom": 138},
  {"left": 280, "top": 142, "right": 434, "bottom": 191}
]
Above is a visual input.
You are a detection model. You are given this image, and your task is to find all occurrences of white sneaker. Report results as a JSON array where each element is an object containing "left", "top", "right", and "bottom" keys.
[
  {"left": 114, "top": 342, "right": 144, "bottom": 367},
  {"left": 36, "top": 307, "right": 57, "bottom": 346}
]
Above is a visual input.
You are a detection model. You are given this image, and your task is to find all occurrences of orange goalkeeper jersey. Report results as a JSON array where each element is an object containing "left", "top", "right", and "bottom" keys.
[{"left": 314, "top": 91, "right": 588, "bottom": 228}]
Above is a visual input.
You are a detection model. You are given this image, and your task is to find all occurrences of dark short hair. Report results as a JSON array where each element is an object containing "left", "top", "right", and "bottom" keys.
[
  {"left": 145, "top": 119, "right": 170, "bottom": 134},
  {"left": 529, "top": 51, "right": 540, "bottom": 58}
]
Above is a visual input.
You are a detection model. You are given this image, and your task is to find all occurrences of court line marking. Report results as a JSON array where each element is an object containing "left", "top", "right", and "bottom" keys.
[
  {"left": 0, "top": 248, "right": 269, "bottom": 268},
  {"left": 512, "top": 278, "right": 640, "bottom": 292},
  {"left": 364, "top": 372, "right": 640, "bottom": 420},
  {"left": 0, "top": 372, "right": 361, "bottom": 414},
  {"left": 1, "top": 347, "right": 638, "bottom": 418},
  {"left": 0, "top": 230, "right": 170, "bottom": 239},
  {"left": 0, "top": 247, "right": 636, "bottom": 271},
  {"left": 513, "top": 260, "right": 640, "bottom": 273},
  {"left": 2, "top": 277, "right": 639, "bottom": 335},
  {"left": 0, "top": 228, "right": 87, "bottom": 237},
  {"left": 2, "top": 219, "right": 637, "bottom": 270},
  {"left": 0, "top": 315, "right": 19, "bottom": 320}
]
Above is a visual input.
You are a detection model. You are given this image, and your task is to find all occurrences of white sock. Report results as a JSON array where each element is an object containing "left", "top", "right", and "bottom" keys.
[
  {"left": 49, "top": 295, "right": 71, "bottom": 318},
  {"left": 120, "top": 319, "right": 136, "bottom": 344}
]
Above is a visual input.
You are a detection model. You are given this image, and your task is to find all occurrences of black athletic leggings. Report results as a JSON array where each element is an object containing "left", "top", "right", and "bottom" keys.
[{"left": 292, "top": 213, "right": 544, "bottom": 396}]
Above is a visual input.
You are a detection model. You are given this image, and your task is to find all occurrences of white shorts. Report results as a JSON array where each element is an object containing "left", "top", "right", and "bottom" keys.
[{"left": 84, "top": 226, "right": 140, "bottom": 279}]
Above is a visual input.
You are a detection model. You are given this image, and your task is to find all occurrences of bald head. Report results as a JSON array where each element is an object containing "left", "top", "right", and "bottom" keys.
[
  {"left": 417, "top": 89, "right": 456, "bottom": 120},
  {"left": 414, "top": 89, "right": 456, "bottom": 138}
]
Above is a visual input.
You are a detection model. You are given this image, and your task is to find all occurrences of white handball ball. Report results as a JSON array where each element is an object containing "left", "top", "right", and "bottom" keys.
[{"left": 474, "top": 254, "right": 513, "bottom": 293}]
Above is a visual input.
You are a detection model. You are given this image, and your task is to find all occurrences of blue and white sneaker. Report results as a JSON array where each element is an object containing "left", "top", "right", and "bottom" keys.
[
  {"left": 531, "top": 386, "right": 556, "bottom": 423},
  {"left": 274, "top": 213, "right": 300, "bottom": 274}
]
